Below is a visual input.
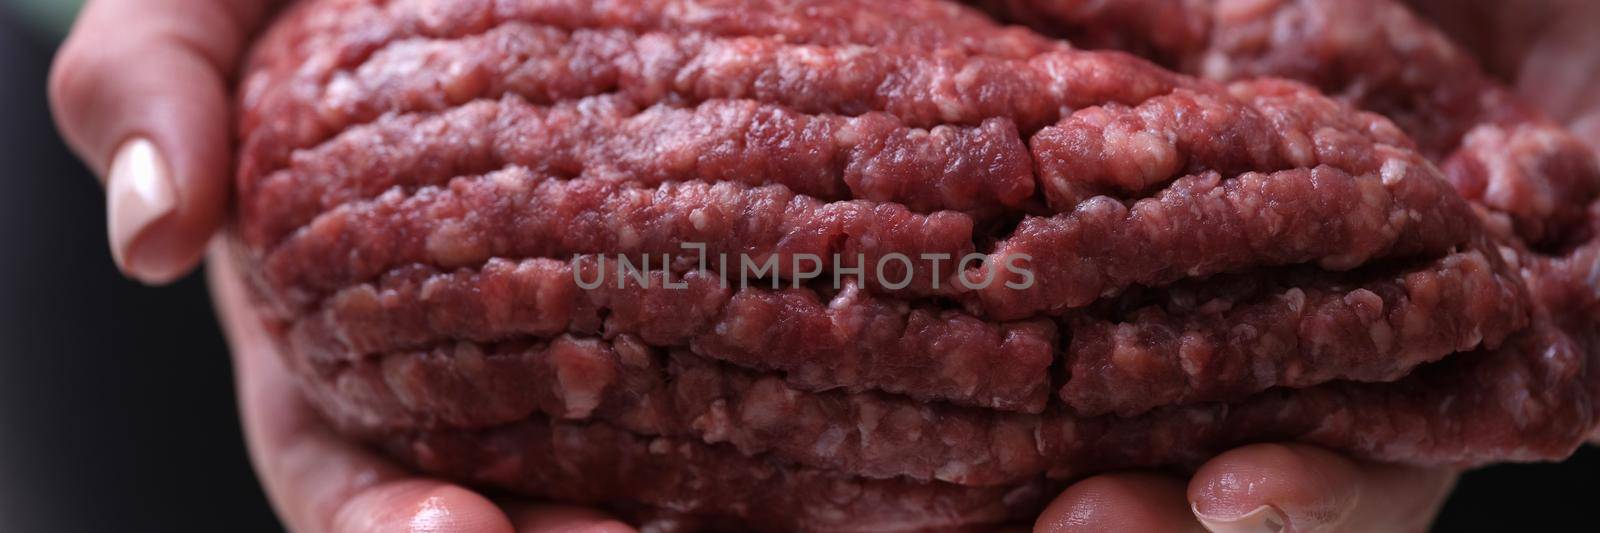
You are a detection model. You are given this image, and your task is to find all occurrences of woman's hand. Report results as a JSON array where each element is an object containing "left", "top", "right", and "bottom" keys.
[
  {"left": 1034, "top": 448, "right": 1455, "bottom": 532},
  {"left": 1037, "top": 1, "right": 1600, "bottom": 530},
  {"left": 48, "top": 0, "right": 272, "bottom": 285},
  {"left": 50, "top": 1, "right": 634, "bottom": 530},
  {"left": 209, "top": 243, "right": 634, "bottom": 533},
  {"left": 48, "top": 1, "right": 1581, "bottom": 532},
  {"left": 215, "top": 212, "right": 1453, "bottom": 532}
]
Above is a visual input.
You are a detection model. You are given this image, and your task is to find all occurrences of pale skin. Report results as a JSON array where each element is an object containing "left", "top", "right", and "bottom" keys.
[{"left": 49, "top": 0, "right": 1599, "bottom": 531}]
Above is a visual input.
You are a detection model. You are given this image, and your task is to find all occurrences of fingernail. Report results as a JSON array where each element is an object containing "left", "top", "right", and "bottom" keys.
[
  {"left": 1194, "top": 503, "right": 1287, "bottom": 533},
  {"left": 106, "top": 137, "right": 180, "bottom": 284}
]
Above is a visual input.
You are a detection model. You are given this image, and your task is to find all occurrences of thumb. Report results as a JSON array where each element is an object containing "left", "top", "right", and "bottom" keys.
[
  {"left": 1189, "top": 444, "right": 1455, "bottom": 533},
  {"left": 48, "top": 0, "right": 275, "bottom": 284}
]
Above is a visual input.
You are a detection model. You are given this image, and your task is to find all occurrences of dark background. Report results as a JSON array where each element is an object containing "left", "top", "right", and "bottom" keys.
[{"left": 0, "top": 3, "right": 1593, "bottom": 532}]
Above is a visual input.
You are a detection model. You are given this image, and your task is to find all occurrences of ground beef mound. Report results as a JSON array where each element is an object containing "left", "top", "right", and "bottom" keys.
[{"left": 233, "top": 0, "right": 1600, "bottom": 530}]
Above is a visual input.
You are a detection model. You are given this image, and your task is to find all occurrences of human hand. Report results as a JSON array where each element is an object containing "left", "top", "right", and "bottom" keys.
[
  {"left": 48, "top": 1, "right": 1579, "bottom": 531},
  {"left": 1035, "top": 1, "right": 1600, "bottom": 530},
  {"left": 209, "top": 242, "right": 635, "bottom": 533},
  {"left": 49, "top": 0, "right": 274, "bottom": 285},
  {"left": 1032, "top": 447, "right": 1455, "bottom": 532},
  {"left": 50, "top": 1, "right": 631, "bottom": 530}
]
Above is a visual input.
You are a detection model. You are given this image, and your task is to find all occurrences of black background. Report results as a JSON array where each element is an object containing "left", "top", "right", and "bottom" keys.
[{"left": 0, "top": 5, "right": 1594, "bottom": 532}]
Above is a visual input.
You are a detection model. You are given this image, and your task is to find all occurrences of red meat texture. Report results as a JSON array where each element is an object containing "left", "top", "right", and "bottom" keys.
[{"left": 233, "top": 0, "right": 1600, "bottom": 530}]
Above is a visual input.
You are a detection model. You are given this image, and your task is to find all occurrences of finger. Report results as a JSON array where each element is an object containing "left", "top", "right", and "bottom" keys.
[
  {"left": 1035, "top": 472, "right": 1203, "bottom": 533},
  {"left": 1189, "top": 444, "right": 1456, "bottom": 533},
  {"left": 502, "top": 503, "right": 636, "bottom": 533},
  {"left": 331, "top": 481, "right": 514, "bottom": 533},
  {"left": 49, "top": 0, "right": 276, "bottom": 284},
  {"left": 207, "top": 241, "right": 514, "bottom": 533}
]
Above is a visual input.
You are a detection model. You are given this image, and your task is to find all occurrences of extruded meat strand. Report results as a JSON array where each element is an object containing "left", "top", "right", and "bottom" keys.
[
  {"left": 243, "top": 94, "right": 1033, "bottom": 249},
  {"left": 1031, "top": 79, "right": 1410, "bottom": 208},
  {"left": 1061, "top": 242, "right": 1529, "bottom": 416},
  {"left": 230, "top": 1, "right": 1600, "bottom": 529},
  {"left": 971, "top": 152, "right": 1479, "bottom": 319},
  {"left": 982, "top": 0, "right": 1600, "bottom": 245},
  {"left": 292, "top": 258, "right": 1057, "bottom": 412},
  {"left": 262, "top": 167, "right": 975, "bottom": 304},
  {"left": 242, "top": 96, "right": 614, "bottom": 251},
  {"left": 383, "top": 416, "right": 1048, "bottom": 531},
  {"left": 248, "top": 0, "right": 1055, "bottom": 101},
  {"left": 1033, "top": 86, "right": 1278, "bottom": 208},
  {"left": 298, "top": 335, "right": 1047, "bottom": 486},
  {"left": 297, "top": 314, "right": 1594, "bottom": 488},
  {"left": 1443, "top": 121, "right": 1600, "bottom": 245},
  {"left": 662, "top": 351, "right": 1045, "bottom": 486},
  {"left": 1040, "top": 324, "right": 1596, "bottom": 477},
  {"left": 240, "top": 21, "right": 1179, "bottom": 188},
  {"left": 690, "top": 282, "right": 1057, "bottom": 414},
  {"left": 977, "top": 0, "right": 1496, "bottom": 152},
  {"left": 1225, "top": 78, "right": 1414, "bottom": 155},
  {"left": 240, "top": 0, "right": 1060, "bottom": 182},
  {"left": 1194, "top": 0, "right": 1600, "bottom": 246}
]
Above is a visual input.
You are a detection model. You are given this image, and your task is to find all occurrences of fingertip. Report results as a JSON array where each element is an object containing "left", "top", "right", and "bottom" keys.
[
  {"left": 101, "top": 85, "right": 230, "bottom": 285},
  {"left": 1035, "top": 473, "right": 1200, "bottom": 533},
  {"left": 116, "top": 219, "right": 207, "bottom": 285},
  {"left": 1188, "top": 444, "right": 1361, "bottom": 533},
  {"left": 106, "top": 137, "right": 208, "bottom": 284},
  {"left": 333, "top": 481, "right": 515, "bottom": 533},
  {"left": 503, "top": 503, "right": 636, "bottom": 533},
  {"left": 50, "top": 1, "right": 243, "bottom": 285}
]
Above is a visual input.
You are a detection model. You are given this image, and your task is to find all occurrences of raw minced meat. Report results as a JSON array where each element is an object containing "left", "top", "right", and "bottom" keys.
[{"left": 234, "top": 0, "right": 1600, "bottom": 529}]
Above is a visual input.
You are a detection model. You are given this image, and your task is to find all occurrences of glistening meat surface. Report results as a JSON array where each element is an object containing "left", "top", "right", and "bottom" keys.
[
  {"left": 234, "top": 0, "right": 1600, "bottom": 529},
  {"left": 243, "top": 95, "right": 1035, "bottom": 251},
  {"left": 980, "top": 0, "right": 1600, "bottom": 246},
  {"left": 290, "top": 259, "right": 1059, "bottom": 413}
]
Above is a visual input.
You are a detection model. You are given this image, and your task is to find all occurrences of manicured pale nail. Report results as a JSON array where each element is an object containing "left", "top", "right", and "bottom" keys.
[
  {"left": 106, "top": 137, "right": 179, "bottom": 284},
  {"left": 1193, "top": 504, "right": 1286, "bottom": 533}
]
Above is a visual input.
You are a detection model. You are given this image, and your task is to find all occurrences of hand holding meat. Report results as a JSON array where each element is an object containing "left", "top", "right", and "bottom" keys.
[{"left": 49, "top": 0, "right": 1600, "bottom": 530}]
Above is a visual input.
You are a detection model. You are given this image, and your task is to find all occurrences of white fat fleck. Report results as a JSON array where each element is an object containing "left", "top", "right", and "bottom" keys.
[
  {"left": 1200, "top": 52, "right": 1235, "bottom": 80},
  {"left": 1380, "top": 156, "right": 1408, "bottom": 186},
  {"left": 1281, "top": 131, "right": 1314, "bottom": 167},
  {"left": 936, "top": 93, "right": 966, "bottom": 123},
  {"left": 954, "top": 61, "right": 982, "bottom": 93},
  {"left": 417, "top": 277, "right": 443, "bottom": 302},
  {"left": 322, "top": 75, "right": 359, "bottom": 113},
  {"left": 1282, "top": 287, "right": 1306, "bottom": 313},
  {"left": 1178, "top": 334, "right": 1205, "bottom": 377},
  {"left": 828, "top": 283, "right": 862, "bottom": 312},
  {"left": 1461, "top": 326, "right": 1483, "bottom": 349},
  {"left": 615, "top": 224, "right": 641, "bottom": 249},
  {"left": 489, "top": 167, "right": 529, "bottom": 192},
  {"left": 425, "top": 222, "right": 479, "bottom": 267},
  {"left": 834, "top": 124, "right": 861, "bottom": 145},
  {"left": 667, "top": 0, "right": 714, "bottom": 24},
  {"left": 689, "top": 208, "right": 709, "bottom": 232},
  {"left": 934, "top": 461, "right": 974, "bottom": 483}
]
